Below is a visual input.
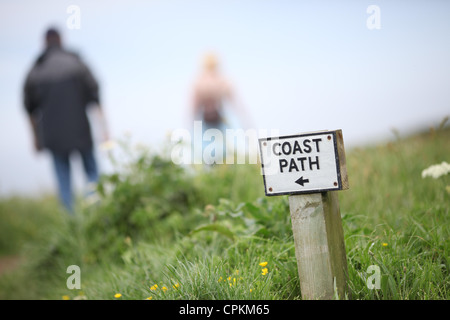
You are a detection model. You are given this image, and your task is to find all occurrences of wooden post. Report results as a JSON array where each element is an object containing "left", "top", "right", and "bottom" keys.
[
  {"left": 289, "top": 191, "right": 349, "bottom": 300},
  {"left": 258, "top": 129, "right": 350, "bottom": 300}
]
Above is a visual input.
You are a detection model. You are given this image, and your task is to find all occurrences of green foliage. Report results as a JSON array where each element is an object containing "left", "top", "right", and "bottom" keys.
[{"left": 83, "top": 151, "right": 202, "bottom": 262}]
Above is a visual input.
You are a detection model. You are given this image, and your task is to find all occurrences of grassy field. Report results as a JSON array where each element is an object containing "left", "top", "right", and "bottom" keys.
[{"left": 0, "top": 125, "right": 448, "bottom": 300}]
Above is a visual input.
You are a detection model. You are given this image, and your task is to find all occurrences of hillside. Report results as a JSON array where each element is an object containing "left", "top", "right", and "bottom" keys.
[{"left": 0, "top": 125, "right": 448, "bottom": 300}]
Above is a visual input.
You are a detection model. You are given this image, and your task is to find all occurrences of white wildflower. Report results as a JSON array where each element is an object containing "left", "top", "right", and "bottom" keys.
[{"left": 421, "top": 161, "right": 450, "bottom": 179}]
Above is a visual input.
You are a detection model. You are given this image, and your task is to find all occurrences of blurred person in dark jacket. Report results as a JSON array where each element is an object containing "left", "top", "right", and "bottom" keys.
[{"left": 23, "top": 27, "right": 108, "bottom": 213}]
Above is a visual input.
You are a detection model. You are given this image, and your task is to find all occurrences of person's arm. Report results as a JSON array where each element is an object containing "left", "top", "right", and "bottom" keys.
[
  {"left": 24, "top": 72, "right": 43, "bottom": 152},
  {"left": 223, "top": 79, "right": 253, "bottom": 130},
  {"left": 79, "top": 60, "right": 110, "bottom": 143},
  {"left": 28, "top": 115, "right": 43, "bottom": 152},
  {"left": 90, "top": 105, "right": 109, "bottom": 143},
  {"left": 80, "top": 62, "right": 100, "bottom": 105},
  {"left": 191, "top": 82, "right": 201, "bottom": 115},
  {"left": 189, "top": 81, "right": 203, "bottom": 126}
]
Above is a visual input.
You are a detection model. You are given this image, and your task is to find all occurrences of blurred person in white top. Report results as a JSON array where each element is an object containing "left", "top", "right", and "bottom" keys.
[{"left": 190, "top": 52, "right": 250, "bottom": 164}]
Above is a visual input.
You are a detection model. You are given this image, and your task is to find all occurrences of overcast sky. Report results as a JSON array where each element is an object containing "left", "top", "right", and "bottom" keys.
[{"left": 1, "top": 0, "right": 449, "bottom": 196}]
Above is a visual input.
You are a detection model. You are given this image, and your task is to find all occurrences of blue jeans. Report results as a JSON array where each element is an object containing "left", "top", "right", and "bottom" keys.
[{"left": 51, "top": 148, "right": 99, "bottom": 213}]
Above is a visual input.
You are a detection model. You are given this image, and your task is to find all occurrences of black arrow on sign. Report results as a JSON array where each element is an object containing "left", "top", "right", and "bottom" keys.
[{"left": 295, "top": 176, "right": 310, "bottom": 186}]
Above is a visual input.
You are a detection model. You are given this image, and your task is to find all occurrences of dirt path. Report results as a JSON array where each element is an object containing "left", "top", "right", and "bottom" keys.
[{"left": 0, "top": 255, "right": 22, "bottom": 276}]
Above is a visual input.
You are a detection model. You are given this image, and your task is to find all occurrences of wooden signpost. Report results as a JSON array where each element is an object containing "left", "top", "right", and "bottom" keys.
[{"left": 258, "top": 129, "right": 350, "bottom": 299}]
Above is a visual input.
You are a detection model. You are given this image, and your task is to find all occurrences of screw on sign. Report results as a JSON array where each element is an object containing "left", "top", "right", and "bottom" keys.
[{"left": 258, "top": 129, "right": 350, "bottom": 300}]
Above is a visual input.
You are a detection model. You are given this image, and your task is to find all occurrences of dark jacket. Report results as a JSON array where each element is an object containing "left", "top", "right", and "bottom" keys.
[{"left": 24, "top": 46, "right": 100, "bottom": 154}]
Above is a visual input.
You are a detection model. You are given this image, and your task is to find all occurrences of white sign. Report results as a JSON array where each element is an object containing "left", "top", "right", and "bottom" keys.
[{"left": 259, "top": 130, "right": 348, "bottom": 196}]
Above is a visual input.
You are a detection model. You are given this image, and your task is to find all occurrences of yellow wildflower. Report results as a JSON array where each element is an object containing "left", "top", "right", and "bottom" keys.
[
  {"left": 173, "top": 283, "right": 180, "bottom": 289},
  {"left": 259, "top": 262, "right": 268, "bottom": 267},
  {"left": 145, "top": 296, "right": 153, "bottom": 300},
  {"left": 114, "top": 293, "right": 122, "bottom": 299},
  {"left": 150, "top": 284, "right": 158, "bottom": 291},
  {"left": 261, "top": 268, "right": 268, "bottom": 276},
  {"left": 62, "top": 295, "right": 70, "bottom": 300},
  {"left": 162, "top": 286, "right": 168, "bottom": 292},
  {"left": 218, "top": 276, "right": 223, "bottom": 282},
  {"left": 382, "top": 243, "right": 388, "bottom": 247}
]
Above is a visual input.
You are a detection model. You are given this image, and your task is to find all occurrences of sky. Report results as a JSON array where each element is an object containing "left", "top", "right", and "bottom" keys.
[{"left": 0, "top": 0, "right": 449, "bottom": 196}]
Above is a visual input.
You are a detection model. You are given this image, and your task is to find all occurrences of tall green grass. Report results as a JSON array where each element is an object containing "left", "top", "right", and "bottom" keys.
[
  {"left": 341, "top": 126, "right": 449, "bottom": 299},
  {"left": 0, "top": 125, "right": 448, "bottom": 300}
]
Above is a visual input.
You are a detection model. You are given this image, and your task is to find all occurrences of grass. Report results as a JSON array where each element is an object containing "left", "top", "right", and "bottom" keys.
[
  {"left": 340, "top": 126, "right": 449, "bottom": 299},
  {"left": 0, "top": 125, "right": 448, "bottom": 300}
]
